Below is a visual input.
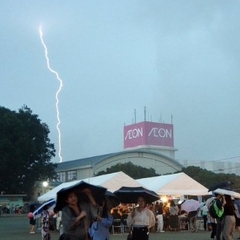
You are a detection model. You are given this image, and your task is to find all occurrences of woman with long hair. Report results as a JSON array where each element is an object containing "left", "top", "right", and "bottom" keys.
[
  {"left": 222, "top": 195, "right": 236, "bottom": 240},
  {"left": 127, "top": 196, "right": 155, "bottom": 240},
  {"left": 88, "top": 198, "right": 113, "bottom": 240}
]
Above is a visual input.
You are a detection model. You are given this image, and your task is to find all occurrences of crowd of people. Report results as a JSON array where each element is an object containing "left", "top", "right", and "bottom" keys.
[
  {"left": 0, "top": 203, "right": 27, "bottom": 214},
  {"left": 109, "top": 194, "right": 240, "bottom": 240},
  {"left": 27, "top": 191, "right": 240, "bottom": 240}
]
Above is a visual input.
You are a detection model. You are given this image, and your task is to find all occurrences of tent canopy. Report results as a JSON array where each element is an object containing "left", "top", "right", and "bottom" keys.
[
  {"left": 137, "top": 172, "right": 209, "bottom": 196},
  {"left": 38, "top": 171, "right": 142, "bottom": 202},
  {"left": 38, "top": 172, "right": 209, "bottom": 202}
]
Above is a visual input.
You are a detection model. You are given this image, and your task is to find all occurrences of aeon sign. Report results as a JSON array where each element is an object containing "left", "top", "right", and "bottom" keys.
[
  {"left": 124, "top": 128, "right": 143, "bottom": 140},
  {"left": 124, "top": 121, "right": 174, "bottom": 149},
  {"left": 148, "top": 127, "right": 172, "bottom": 138}
]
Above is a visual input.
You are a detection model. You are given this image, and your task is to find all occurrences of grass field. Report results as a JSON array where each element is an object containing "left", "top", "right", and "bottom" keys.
[{"left": 0, "top": 214, "right": 239, "bottom": 240}]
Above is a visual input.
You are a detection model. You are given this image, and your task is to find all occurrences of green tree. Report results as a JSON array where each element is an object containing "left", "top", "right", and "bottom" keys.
[
  {"left": 0, "top": 106, "right": 57, "bottom": 197},
  {"left": 96, "top": 162, "right": 159, "bottom": 179},
  {"left": 182, "top": 166, "right": 240, "bottom": 192}
]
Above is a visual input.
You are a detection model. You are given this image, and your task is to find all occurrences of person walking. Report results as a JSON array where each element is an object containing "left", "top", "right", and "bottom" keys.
[
  {"left": 209, "top": 214, "right": 217, "bottom": 239},
  {"left": 234, "top": 200, "right": 240, "bottom": 239},
  {"left": 88, "top": 197, "right": 113, "bottom": 240},
  {"left": 169, "top": 200, "right": 179, "bottom": 231},
  {"left": 222, "top": 195, "right": 235, "bottom": 240},
  {"left": 208, "top": 194, "right": 225, "bottom": 240},
  {"left": 61, "top": 189, "right": 96, "bottom": 240},
  {"left": 188, "top": 209, "right": 198, "bottom": 232},
  {"left": 127, "top": 196, "right": 156, "bottom": 240},
  {"left": 28, "top": 212, "right": 36, "bottom": 234},
  {"left": 28, "top": 203, "right": 37, "bottom": 234},
  {"left": 201, "top": 202, "right": 208, "bottom": 230},
  {"left": 156, "top": 202, "right": 164, "bottom": 232},
  {"left": 41, "top": 204, "right": 51, "bottom": 240}
]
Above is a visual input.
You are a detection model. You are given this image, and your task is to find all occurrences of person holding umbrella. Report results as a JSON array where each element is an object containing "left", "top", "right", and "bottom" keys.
[
  {"left": 207, "top": 193, "right": 225, "bottom": 240},
  {"left": 60, "top": 188, "right": 98, "bottom": 240},
  {"left": 127, "top": 196, "right": 156, "bottom": 240}
]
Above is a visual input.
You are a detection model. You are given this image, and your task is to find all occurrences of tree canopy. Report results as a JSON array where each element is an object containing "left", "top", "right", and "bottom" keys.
[
  {"left": 181, "top": 166, "right": 240, "bottom": 192},
  {"left": 96, "top": 162, "right": 240, "bottom": 193},
  {"left": 0, "top": 106, "right": 56, "bottom": 197},
  {"left": 96, "top": 161, "right": 159, "bottom": 179}
]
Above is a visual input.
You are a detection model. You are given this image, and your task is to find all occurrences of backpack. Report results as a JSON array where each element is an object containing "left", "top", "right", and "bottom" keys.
[{"left": 208, "top": 200, "right": 224, "bottom": 219}]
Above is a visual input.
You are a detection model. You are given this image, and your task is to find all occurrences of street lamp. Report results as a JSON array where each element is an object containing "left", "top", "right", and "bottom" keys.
[{"left": 42, "top": 181, "right": 49, "bottom": 193}]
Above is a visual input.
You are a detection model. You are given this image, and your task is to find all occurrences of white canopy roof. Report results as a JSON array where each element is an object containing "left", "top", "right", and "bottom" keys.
[
  {"left": 38, "top": 171, "right": 142, "bottom": 202},
  {"left": 137, "top": 172, "right": 209, "bottom": 196}
]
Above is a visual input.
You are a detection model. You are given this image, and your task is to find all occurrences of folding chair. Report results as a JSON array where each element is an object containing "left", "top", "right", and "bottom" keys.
[{"left": 112, "top": 218, "right": 122, "bottom": 234}]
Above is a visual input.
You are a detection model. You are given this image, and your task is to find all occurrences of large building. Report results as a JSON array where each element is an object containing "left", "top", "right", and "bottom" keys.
[{"left": 56, "top": 120, "right": 183, "bottom": 182}]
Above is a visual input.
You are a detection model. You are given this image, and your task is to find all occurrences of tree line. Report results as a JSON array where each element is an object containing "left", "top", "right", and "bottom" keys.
[{"left": 0, "top": 106, "right": 56, "bottom": 198}]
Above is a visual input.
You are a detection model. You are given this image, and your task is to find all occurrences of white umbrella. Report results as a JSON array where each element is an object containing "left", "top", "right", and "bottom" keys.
[
  {"left": 33, "top": 199, "right": 56, "bottom": 219},
  {"left": 181, "top": 199, "right": 200, "bottom": 213},
  {"left": 213, "top": 188, "right": 240, "bottom": 199},
  {"left": 205, "top": 197, "right": 215, "bottom": 209}
]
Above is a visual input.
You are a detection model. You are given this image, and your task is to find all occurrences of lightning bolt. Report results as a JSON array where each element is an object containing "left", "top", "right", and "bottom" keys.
[{"left": 39, "top": 25, "right": 63, "bottom": 163}]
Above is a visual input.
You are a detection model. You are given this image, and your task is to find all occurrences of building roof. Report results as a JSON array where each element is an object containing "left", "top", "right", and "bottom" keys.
[
  {"left": 56, "top": 152, "right": 116, "bottom": 171},
  {"left": 56, "top": 148, "right": 183, "bottom": 171}
]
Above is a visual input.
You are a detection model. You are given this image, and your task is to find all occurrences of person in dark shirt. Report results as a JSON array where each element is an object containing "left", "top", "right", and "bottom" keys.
[
  {"left": 222, "top": 195, "right": 236, "bottom": 240},
  {"left": 215, "top": 194, "right": 225, "bottom": 240}
]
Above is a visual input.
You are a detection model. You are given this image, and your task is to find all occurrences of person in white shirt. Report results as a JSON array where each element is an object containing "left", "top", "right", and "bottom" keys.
[
  {"left": 127, "top": 196, "right": 156, "bottom": 240},
  {"left": 200, "top": 202, "right": 209, "bottom": 230},
  {"left": 156, "top": 202, "right": 164, "bottom": 232}
]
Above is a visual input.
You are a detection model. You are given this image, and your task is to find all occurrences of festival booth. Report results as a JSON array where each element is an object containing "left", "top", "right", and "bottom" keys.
[
  {"left": 137, "top": 172, "right": 210, "bottom": 231},
  {"left": 136, "top": 172, "right": 209, "bottom": 197}
]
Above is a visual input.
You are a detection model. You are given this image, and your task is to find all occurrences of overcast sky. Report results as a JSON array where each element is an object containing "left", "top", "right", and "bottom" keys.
[{"left": 1, "top": 1, "right": 240, "bottom": 165}]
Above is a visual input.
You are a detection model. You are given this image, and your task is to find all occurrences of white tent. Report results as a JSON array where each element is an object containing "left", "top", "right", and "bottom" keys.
[
  {"left": 38, "top": 171, "right": 142, "bottom": 202},
  {"left": 137, "top": 172, "right": 209, "bottom": 196}
]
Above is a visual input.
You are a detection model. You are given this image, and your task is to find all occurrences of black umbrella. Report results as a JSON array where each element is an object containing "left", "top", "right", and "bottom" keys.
[
  {"left": 114, "top": 186, "right": 159, "bottom": 204},
  {"left": 208, "top": 181, "right": 232, "bottom": 192},
  {"left": 104, "top": 191, "right": 120, "bottom": 209},
  {"left": 56, "top": 181, "right": 107, "bottom": 210}
]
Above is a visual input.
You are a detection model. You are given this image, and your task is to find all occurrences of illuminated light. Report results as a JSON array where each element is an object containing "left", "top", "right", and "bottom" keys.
[
  {"left": 160, "top": 196, "right": 168, "bottom": 203},
  {"left": 39, "top": 25, "right": 63, "bottom": 163},
  {"left": 42, "top": 181, "right": 49, "bottom": 187}
]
